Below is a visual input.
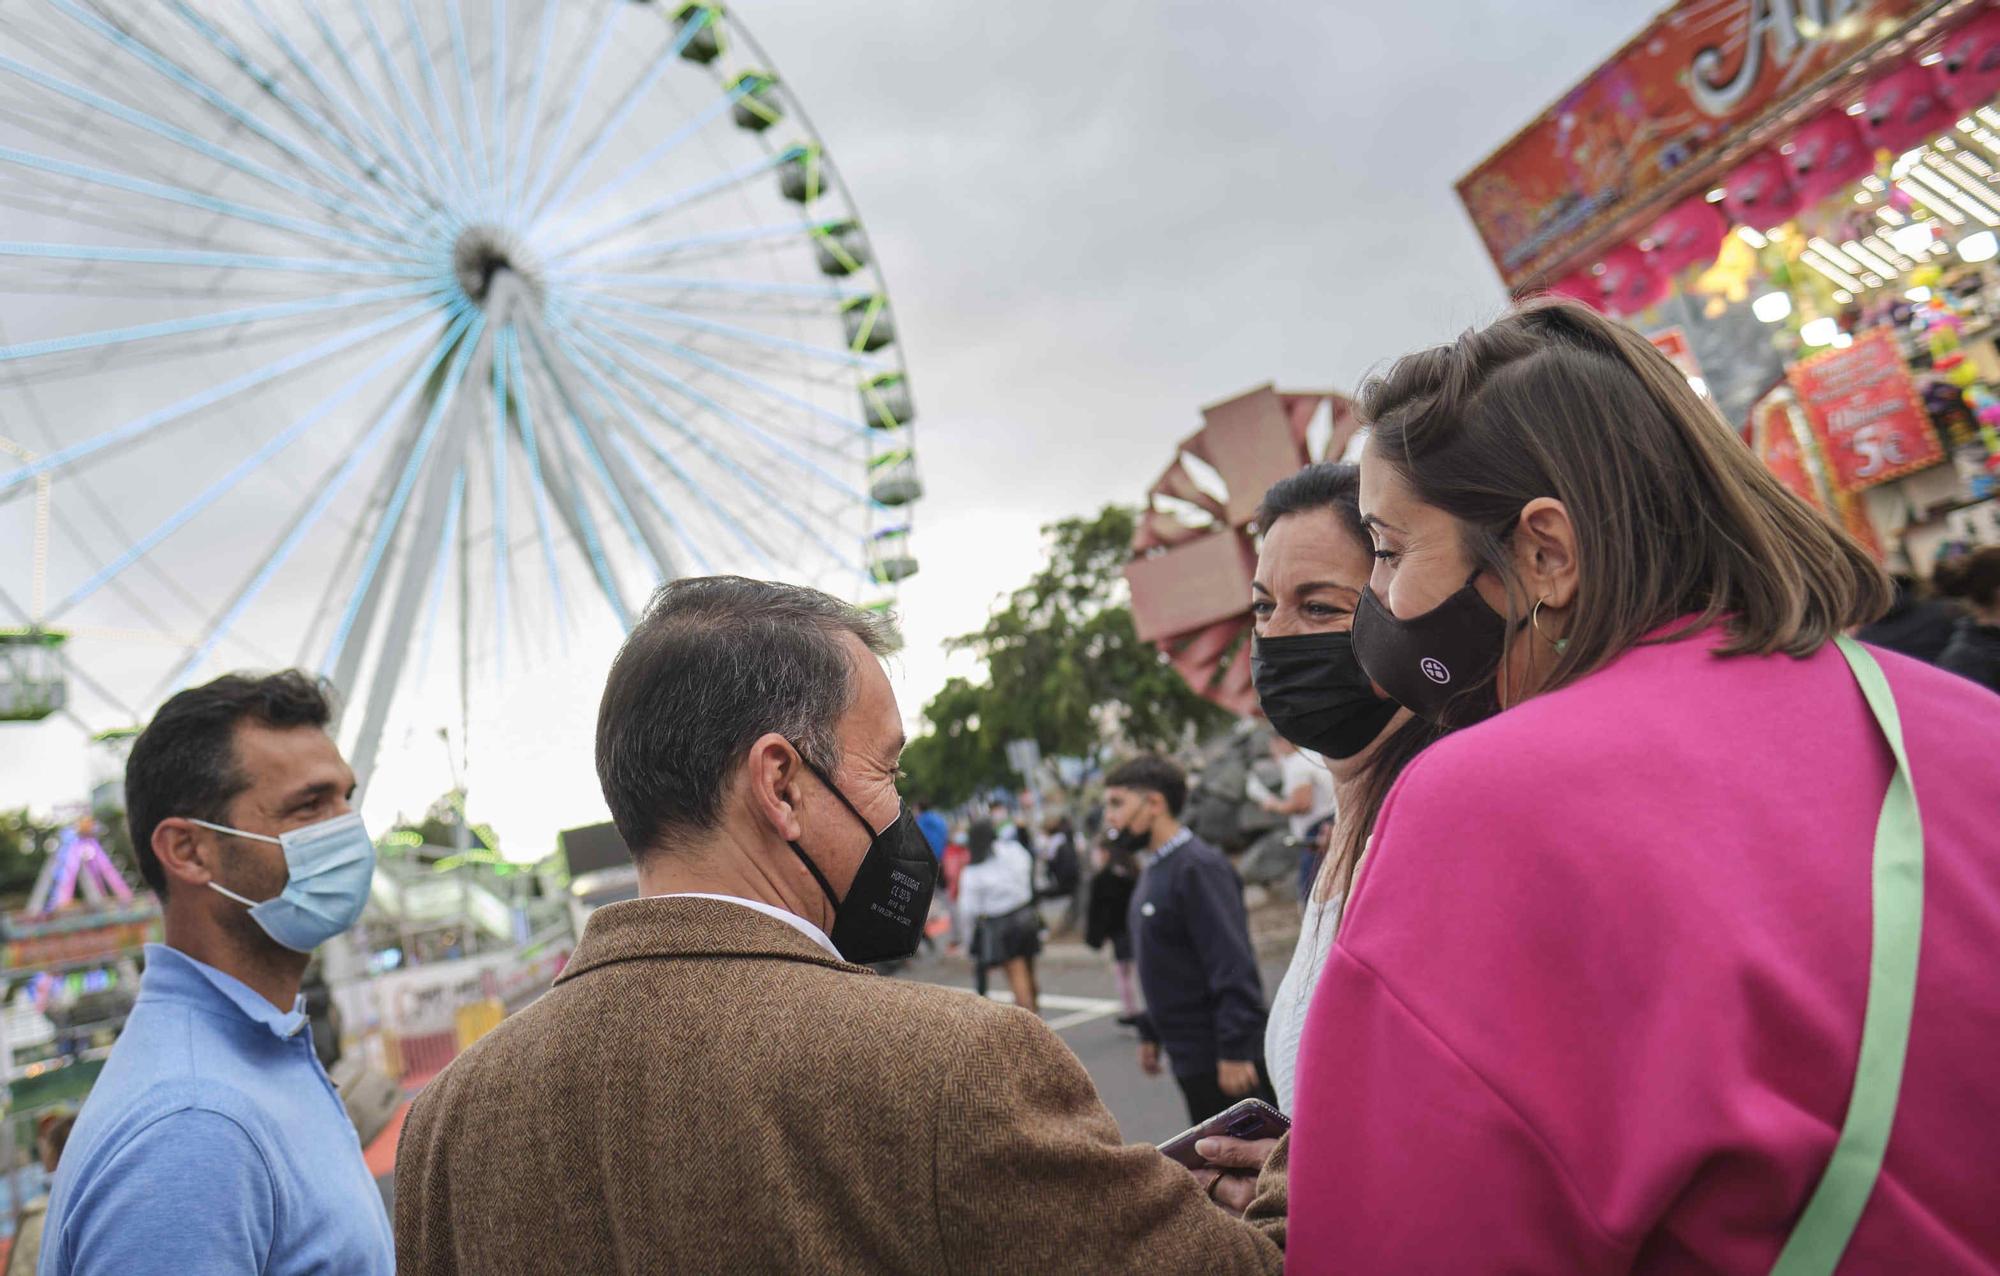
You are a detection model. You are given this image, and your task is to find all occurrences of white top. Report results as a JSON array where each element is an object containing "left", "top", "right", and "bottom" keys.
[
  {"left": 658, "top": 892, "right": 840, "bottom": 959},
  {"left": 1266, "top": 891, "right": 1344, "bottom": 1113},
  {"left": 957, "top": 839, "right": 1035, "bottom": 931},
  {"left": 1279, "top": 750, "right": 1339, "bottom": 841}
]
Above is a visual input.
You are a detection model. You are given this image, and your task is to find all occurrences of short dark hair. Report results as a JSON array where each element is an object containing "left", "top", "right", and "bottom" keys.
[
  {"left": 1104, "top": 753, "right": 1188, "bottom": 816},
  {"left": 124, "top": 671, "right": 335, "bottom": 898},
  {"left": 1254, "top": 461, "right": 1366, "bottom": 543},
  {"left": 966, "top": 819, "right": 996, "bottom": 865},
  {"left": 595, "top": 576, "right": 897, "bottom": 857},
  {"left": 1934, "top": 546, "right": 2000, "bottom": 608}
]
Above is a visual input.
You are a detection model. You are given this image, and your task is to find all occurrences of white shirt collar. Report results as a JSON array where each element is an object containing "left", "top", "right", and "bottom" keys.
[{"left": 659, "top": 892, "right": 842, "bottom": 959}]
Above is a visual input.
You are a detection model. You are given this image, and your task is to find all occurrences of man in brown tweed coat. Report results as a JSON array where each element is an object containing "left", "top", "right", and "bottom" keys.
[{"left": 395, "top": 578, "right": 1286, "bottom": 1275}]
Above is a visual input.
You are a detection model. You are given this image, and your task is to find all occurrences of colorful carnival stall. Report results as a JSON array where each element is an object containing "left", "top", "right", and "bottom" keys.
[{"left": 1460, "top": 0, "right": 2000, "bottom": 573}]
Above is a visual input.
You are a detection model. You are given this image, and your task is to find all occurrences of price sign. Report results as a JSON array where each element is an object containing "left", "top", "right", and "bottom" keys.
[{"left": 1785, "top": 329, "right": 1945, "bottom": 491}]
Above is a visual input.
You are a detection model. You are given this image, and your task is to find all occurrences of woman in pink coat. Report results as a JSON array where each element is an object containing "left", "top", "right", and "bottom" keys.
[{"left": 1286, "top": 299, "right": 2000, "bottom": 1273}]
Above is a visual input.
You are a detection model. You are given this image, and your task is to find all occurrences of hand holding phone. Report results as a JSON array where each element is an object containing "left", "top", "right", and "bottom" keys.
[{"left": 1155, "top": 1097, "right": 1290, "bottom": 1170}]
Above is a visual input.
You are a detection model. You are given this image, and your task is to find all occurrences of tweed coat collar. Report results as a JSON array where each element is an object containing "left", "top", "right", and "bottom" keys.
[{"left": 555, "top": 894, "right": 874, "bottom": 987}]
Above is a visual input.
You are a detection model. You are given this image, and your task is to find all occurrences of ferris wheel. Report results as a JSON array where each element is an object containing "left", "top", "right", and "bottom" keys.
[{"left": 0, "top": 0, "right": 922, "bottom": 782}]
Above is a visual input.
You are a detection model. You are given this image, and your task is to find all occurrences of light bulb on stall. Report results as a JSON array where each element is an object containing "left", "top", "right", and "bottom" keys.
[
  {"left": 1889, "top": 223, "right": 1936, "bottom": 257},
  {"left": 1958, "top": 231, "right": 1999, "bottom": 263},
  {"left": 1752, "top": 291, "right": 1794, "bottom": 323},
  {"left": 1800, "top": 317, "right": 1841, "bottom": 347}
]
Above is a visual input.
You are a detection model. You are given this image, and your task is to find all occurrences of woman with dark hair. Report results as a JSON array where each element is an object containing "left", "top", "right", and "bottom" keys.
[
  {"left": 1247, "top": 462, "right": 1441, "bottom": 1111},
  {"left": 1932, "top": 546, "right": 2000, "bottom": 692},
  {"left": 1285, "top": 299, "right": 2000, "bottom": 1272},
  {"left": 957, "top": 820, "right": 1041, "bottom": 1014}
]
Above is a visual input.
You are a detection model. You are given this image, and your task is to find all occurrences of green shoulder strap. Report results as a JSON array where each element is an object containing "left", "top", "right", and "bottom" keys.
[{"left": 1770, "top": 637, "right": 1925, "bottom": 1276}]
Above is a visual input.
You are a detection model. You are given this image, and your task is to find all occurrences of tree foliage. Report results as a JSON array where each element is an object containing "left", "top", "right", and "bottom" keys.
[{"left": 900, "top": 505, "right": 1233, "bottom": 807}]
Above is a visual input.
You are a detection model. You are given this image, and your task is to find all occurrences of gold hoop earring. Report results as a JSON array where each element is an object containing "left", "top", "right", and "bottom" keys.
[{"left": 1531, "top": 598, "right": 1569, "bottom": 654}]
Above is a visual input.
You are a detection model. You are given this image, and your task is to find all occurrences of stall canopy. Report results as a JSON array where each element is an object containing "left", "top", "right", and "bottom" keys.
[{"left": 1459, "top": 0, "right": 1962, "bottom": 292}]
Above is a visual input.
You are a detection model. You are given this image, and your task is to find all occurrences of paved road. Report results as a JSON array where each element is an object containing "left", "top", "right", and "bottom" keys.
[{"left": 889, "top": 940, "right": 1293, "bottom": 1145}]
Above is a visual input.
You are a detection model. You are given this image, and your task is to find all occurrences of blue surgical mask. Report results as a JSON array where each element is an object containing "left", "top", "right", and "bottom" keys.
[{"left": 190, "top": 812, "right": 377, "bottom": 953}]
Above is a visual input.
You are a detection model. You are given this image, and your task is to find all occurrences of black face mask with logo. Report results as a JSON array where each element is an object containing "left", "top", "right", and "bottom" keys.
[
  {"left": 1350, "top": 572, "right": 1510, "bottom": 729},
  {"left": 785, "top": 748, "right": 938, "bottom": 965},
  {"left": 1250, "top": 632, "right": 1402, "bottom": 760}
]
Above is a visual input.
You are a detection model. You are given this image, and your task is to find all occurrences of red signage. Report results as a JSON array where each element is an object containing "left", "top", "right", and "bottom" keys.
[
  {"left": 1458, "top": 0, "right": 1936, "bottom": 288},
  {"left": 1650, "top": 326, "right": 1705, "bottom": 383},
  {"left": 1785, "top": 328, "right": 1945, "bottom": 490},
  {"left": 1749, "top": 389, "right": 1825, "bottom": 509}
]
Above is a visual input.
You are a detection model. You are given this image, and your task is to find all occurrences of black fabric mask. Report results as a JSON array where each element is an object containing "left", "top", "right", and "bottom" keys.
[
  {"left": 785, "top": 750, "right": 938, "bottom": 965},
  {"left": 1351, "top": 573, "right": 1509, "bottom": 728},
  {"left": 1251, "top": 632, "right": 1401, "bottom": 759}
]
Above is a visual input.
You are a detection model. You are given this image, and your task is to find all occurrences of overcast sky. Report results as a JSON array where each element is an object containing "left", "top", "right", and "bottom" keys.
[{"left": 0, "top": 0, "right": 1658, "bottom": 853}]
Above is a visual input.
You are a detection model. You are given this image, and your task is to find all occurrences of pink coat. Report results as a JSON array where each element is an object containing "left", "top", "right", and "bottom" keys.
[{"left": 1289, "top": 626, "right": 2000, "bottom": 1273}]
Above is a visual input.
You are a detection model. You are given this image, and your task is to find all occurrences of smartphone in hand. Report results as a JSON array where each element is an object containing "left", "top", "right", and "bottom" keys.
[{"left": 1156, "top": 1097, "right": 1290, "bottom": 1169}]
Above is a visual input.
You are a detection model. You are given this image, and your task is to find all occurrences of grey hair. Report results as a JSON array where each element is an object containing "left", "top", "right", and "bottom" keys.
[{"left": 594, "top": 576, "right": 897, "bottom": 857}]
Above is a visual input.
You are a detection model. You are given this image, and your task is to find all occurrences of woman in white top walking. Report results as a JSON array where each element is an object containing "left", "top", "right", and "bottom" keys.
[{"left": 957, "top": 820, "right": 1041, "bottom": 1015}]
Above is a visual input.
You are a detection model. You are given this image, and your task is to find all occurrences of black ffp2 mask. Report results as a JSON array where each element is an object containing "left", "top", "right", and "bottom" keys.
[
  {"left": 786, "top": 750, "right": 938, "bottom": 965},
  {"left": 1350, "top": 574, "right": 1509, "bottom": 728},
  {"left": 1251, "top": 632, "right": 1402, "bottom": 760}
]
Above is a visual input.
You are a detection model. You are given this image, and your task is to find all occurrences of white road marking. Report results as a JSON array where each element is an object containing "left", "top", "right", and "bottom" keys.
[{"left": 951, "top": 987, "right": 1126, "bottom": 1033}]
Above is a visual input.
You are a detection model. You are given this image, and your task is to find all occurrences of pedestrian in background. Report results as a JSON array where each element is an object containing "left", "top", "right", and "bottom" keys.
[
  {"left": 1248, "top": 735, "right": 1337, "bottom": 908},
  {"left": 959, "top": 820, "right": 1041, "bottom": 1014},
  {"left": 1107, "top": 753, "right": 1276, "bottom": 1124},
  {"left": 1084, "top": 840, "right": 1142, "bottom": 1025},
  {"left": 1933, "top": 546, "right": 2000, "bottom": 692},
  {"left": 6, "top": 1112, "right": 73, "bottom": 1276},
  {"left": 41, "top": 672, "right": 392, "bottom": 1276}
]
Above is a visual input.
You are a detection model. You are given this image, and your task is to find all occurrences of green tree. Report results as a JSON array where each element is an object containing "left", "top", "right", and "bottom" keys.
[{"left": 900, "top": 505, "right": 1233, "bottom": 807}]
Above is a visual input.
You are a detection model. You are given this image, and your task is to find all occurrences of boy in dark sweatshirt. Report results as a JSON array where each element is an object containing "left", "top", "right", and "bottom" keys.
[{"left": 1104, "top": 753, "right": 1275, "bottom": 1124}]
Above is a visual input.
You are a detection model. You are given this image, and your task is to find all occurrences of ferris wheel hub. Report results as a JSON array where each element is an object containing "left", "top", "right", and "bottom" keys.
[{"left": 451, "top": 225, "right": 545, "bottom": 309}]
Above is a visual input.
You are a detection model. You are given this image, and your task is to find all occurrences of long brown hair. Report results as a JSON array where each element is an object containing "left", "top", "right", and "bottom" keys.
[
  {"left": 1254, "top": 463, "right": 1443, "bottom": 904},
  {"left": 1360, "top": 298, "right": 1891, "bottom": 703}
]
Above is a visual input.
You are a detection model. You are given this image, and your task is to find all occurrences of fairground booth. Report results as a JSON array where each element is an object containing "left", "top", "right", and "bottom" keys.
[{"left": 1460, "top": 0, "right": 2000, "bottom": 575}]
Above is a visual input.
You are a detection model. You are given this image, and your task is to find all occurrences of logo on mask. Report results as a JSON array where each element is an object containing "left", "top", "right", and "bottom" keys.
[{"left": 1420, "top": 657, "right": 1451, "bottom": 684}]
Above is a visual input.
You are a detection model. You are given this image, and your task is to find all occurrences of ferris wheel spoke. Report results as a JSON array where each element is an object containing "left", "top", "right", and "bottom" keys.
[
  {"left": 572, "top": 317, "right": 864, "bottom": 505},
  {"left": 0, "top": 50, "right": 411, "bottom": 243},
  {"left": 489, "top": 323, "right": 512, "bottom": 678},
  {"left": 523, "top": 8, "right": 717, "bottom": 233},
  {"left": 47, "top": 0, "right": 416, "bottom": 230},
  {"left": 556, "top": 321, "right": 860, "bottom": 578},
  {"left": 159, "top": 1, "right": 431, "bottom": 229},
  {"left": 570, "top": 302, "right": 872, "bottom": 438},
  {"left": 517, "top": 319, "right": 677, "bottom": 583},
  {"left": 354, "top": 0, "right": 473, "bottom": 207},
  {"left": 562, "top": 292, "right": 887, "bottom": 373},
  {"left": 0, "top": 280, "right": 441, "bottom": 365},
  {"left": 543, "top": 153, "right": 790, "bottom": 263},
  {"left": 602, "top": 431, "right": 717, "bottom": 576},
  {"left": 513, "top": 2, "right": 623, "bottom": 223},
  {"left": 500, "top": 325, "right": 568, "bottom": 637},
  {"left": 397, "top": 0, "right": 481, "bottom": 205},
  {"left": 502, "top": 0, "right": 558, "bottom": 215},
  {"left": 320, "top": 306, "right": 487, "bottom": 677},
  {"left": 239, "top": 0, "right": 441, "bottom": 217},
  {"left": 159, "top": 303, "right": 476, "bottom": 695},
  {"left": 0, "top": 299, "right": 440, "bottom": 496},
  {"left": 306, "top": 2, "right": 458, "bottom": 207},
  {"left": 556, "top": 271, "right": 868, "bottom": 304},
  {"left": 0, "top": 140, "right": 438, "bottom": 263},
  {"left": 488, "top": 0, "right": 508, "bottom": 212},
  {"left": 542, "top": 81, "right": 745, "bottom": 236},
  {"left": 573, "top": 221, "right": 824, "bottom": 272},
  {"left": 48, "top": 318, "right": 446, "bottom": 621},
  {"left": 442, "top": 0, "right": 493, "bottom": 201},
  {"left": 415, "top": 467, "right": 468, "bottom": 683},
  {"left": 554, "top": 331, "right": 770, "bottom": 576},
  {"left": 0, "top": 241, "right": 432, "bottom": 280}
]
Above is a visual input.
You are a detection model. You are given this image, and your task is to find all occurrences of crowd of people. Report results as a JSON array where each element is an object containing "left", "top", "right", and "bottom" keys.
[{"left": 20, "top": 298, "right": 2000, "bottom": 1274}]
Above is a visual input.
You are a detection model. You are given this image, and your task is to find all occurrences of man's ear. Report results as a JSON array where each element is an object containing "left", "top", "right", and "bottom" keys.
[
  {"left": 1512, "top": 497, "right": 1579, "bottom": 610},
  {"left": 152, "top": 817, "right": 216, "bottom": 891},
  {"left": 745, "top": 733, "right": 809, "bottom": 843}
]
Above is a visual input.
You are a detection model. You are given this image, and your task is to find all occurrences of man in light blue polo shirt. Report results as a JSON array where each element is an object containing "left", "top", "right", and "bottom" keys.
[{"left": 41, "top": 671, "right": 392, "bottom": 1276}]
